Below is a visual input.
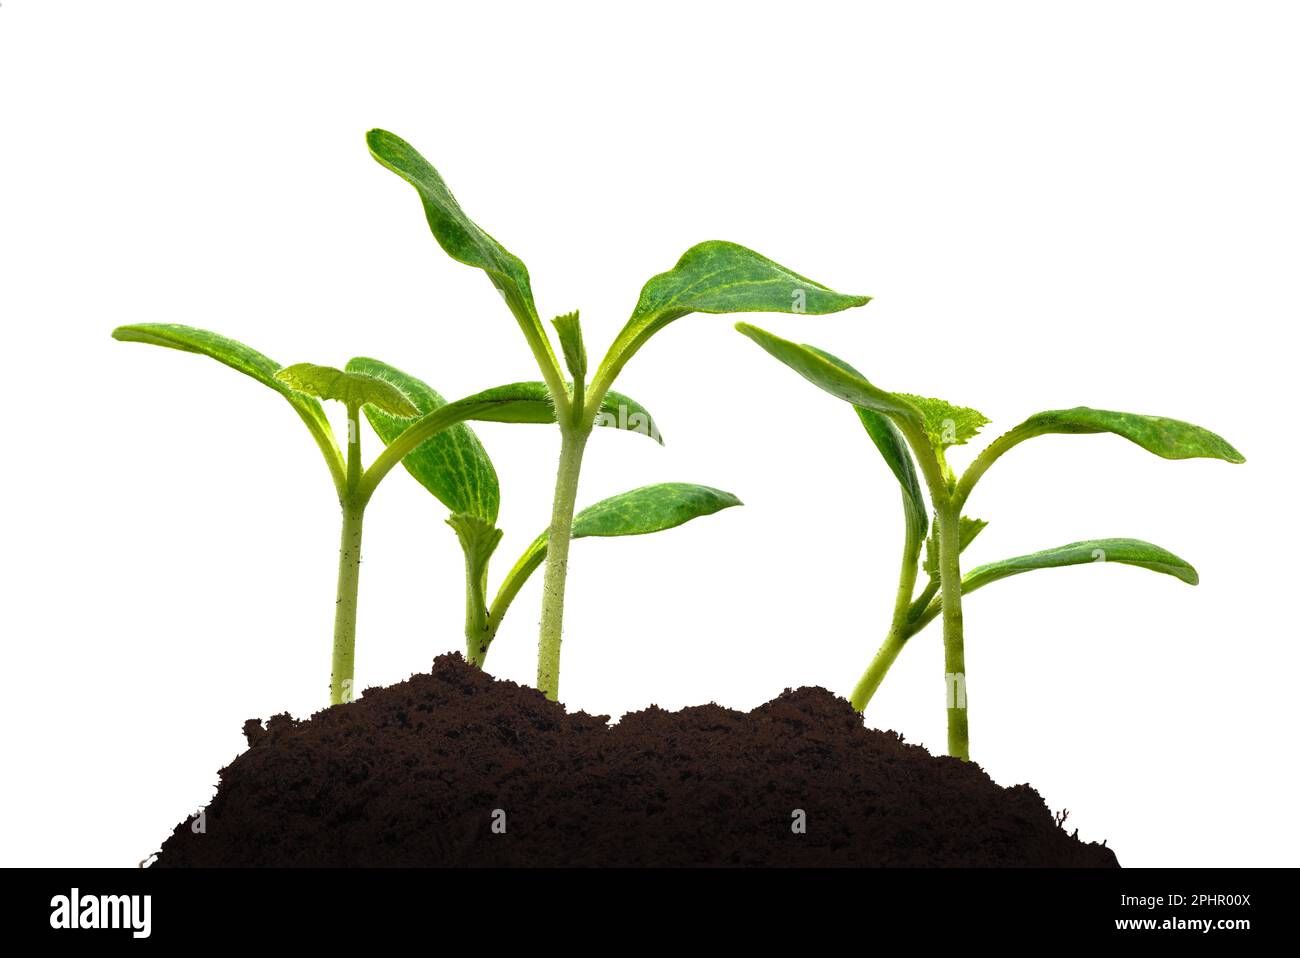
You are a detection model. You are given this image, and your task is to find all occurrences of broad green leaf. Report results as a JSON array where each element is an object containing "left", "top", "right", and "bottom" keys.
[
  {"left": 964, "top": 538, "right": 1199, "bottom": 591},
  {"left": 571, "top": 482, "right": 742, "bottom": 537},
  {"left": 595, "top": 243, "right": 871, "bottom": 389},
  {"left": 552, "top": 311, "right": 587, "bottom": 383},
  {"left": 924, "top": 516, "right": 988, "bottom": 579},
  {"left": 907, "top": 537, "right": 1200, "bottom": 637},
  {"left": 453, "top": 380, "right": 664, "bottom": 444},
  {"left": 1013, "top": 407, "right": 1244, "bottom": 463},
  {"left": 346, "top": 358, "right": 500, "bottom": 523},
  {"left": 735, "top": 323, "right": 922, "bottom": 424},
  {"left": 111, "top": 323, "right": 343, "bottom": 484},
  {"left": 366, "top": 129, "right": 560, "bottom": 377},
  {"left": 806, "top": 346, "right": 927, "bottom": 543},
  {"left": 276, "top": 363, "right": 418, "bottom": 417},
  {"left": 113, "top": 323, "right": 330, "bottom": 430},
  {"left": 897, "top": 393, "right": 989, "bottom": 449},
  {"left": 957, "top": 405, "right": 1246, "bottom": 505},
  {"left": 490, "top": 483, "right": 743, "bottom": 622}
]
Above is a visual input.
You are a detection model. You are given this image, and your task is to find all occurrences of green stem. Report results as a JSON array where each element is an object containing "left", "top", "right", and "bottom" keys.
[
  {"left": 908, "top": 578, "right": 940, "bottom": 625},
  {"left": 851, "top": 517, "right": 922, "bottom": 712},
  {"left": 935, "top": 500, "right": 969, "bottom": 759},
  {"left": 535, "top": 426, "right": 590, "bottom": 699},
  {"left": 330, "top": 404, "right": 364, "bottom": 705},
  {"left": 331, "top": 501, "right": 364, "bottom": 704},
  {"left": 890, "top": 414, "right": 971, "bottom": 760},
  {"left": 448, "top": 515, "right": 501, "bottom": 668},
  {"left": 463, "top": 564, "right": 491, "bottom": 668}
]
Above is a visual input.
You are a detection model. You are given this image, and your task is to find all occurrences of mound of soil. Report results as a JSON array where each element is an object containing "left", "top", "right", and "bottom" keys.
[{"left": 155, "top": 654, "right": 1117, "bottom": 867}]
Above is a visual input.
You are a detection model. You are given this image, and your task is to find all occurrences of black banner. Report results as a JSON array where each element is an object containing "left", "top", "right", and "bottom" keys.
[{"left": 9, "top": 867, "right": 1290, "bottom": 945}]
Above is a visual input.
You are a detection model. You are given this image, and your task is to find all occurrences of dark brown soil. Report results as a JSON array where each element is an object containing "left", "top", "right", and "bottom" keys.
[{"left": 155, "top": 654, "right": 1118, "bottom": 867}]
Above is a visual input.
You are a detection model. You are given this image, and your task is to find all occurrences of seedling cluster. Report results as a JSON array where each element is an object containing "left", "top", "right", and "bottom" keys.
[{"left": 115, "top": 130, "right": 1242, "bottom": 760}]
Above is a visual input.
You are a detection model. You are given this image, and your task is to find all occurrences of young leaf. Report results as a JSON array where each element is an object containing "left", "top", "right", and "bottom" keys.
[
  {"left": 806, "top": 346, "right": 927, "bottom": 542},
  {"left": 570, "top": 483, "right": 743, "bottom": 538},
  {"left": 346, "top": 358, "right": 501, "bottom": 523},
  {"left": 957, "top": 406, "right": 1245, "bottom": 507},
  {"left": 450, "top": 380, "right": 664, "bottom": 444},
  {"left": 552, "top": 311, "right": 587, "bottom": 385},
  {"left": 896, "top": 394, "right": 990, "bottom": 449},
  {"left": 594, "top": 243, "right": 871, "bottom": 391},
  {"left": 111, "top": 323, "right": 344, "bottom": 487},
  {"left": 734, "top": 323, "right": 922, "bottom": 424},
  {"left": 489, "top": 483, "right": 743, "bottom": 625},
  {"left": 907, "top": 537, "right": 1200, "bottom": 638},
  {"left": 1015, "top": 408, "right": 1244, "bottom": 462},
  {"left": 366, "top": 129, "right": 564, "bottom": 391},
  {"left": 962, "top": 538, "right": 1199, "bottom": 590},
  {"left": 275, "top": 363, "right": 419, "bottom": 417}
]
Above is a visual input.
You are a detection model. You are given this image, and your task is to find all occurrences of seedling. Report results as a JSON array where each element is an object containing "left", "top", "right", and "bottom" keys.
[
  {"left": 350, "top": 356, "right": 743, "bottom": 668},
  {"left": 736, "top": 322, "right": 1244, "bottom": 760},
  {"left": 113, "top": 326, "right": 742, "bottom": 703},
  {"left": 368, "top": 129, "right": 869, "bottom": 699}
]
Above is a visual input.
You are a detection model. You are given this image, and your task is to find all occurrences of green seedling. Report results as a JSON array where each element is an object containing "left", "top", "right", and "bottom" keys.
[
  {"left": 368, "top": 129, "right": 869, "bottom": 699},
  {"left": 113, "top": 325, "right": 741, "bottom": 704},
  {"left": 111, "top": 325, "right": 478, "bottom": 703},
  {"left": 349, "top": 356, "right": 742, "bottom": 668},
  {"left": 736, "top": 322, "right": 1244, "bottom": 760}
]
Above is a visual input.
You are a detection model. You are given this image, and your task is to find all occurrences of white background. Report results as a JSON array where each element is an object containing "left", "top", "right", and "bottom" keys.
[{"left": 1, "top": 1, "right": 1295, "bottom": 868}]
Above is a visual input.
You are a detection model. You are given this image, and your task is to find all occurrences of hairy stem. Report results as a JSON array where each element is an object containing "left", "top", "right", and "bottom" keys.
[
  {"left": 935, "top": 500, "right": 969, "bottom": 759},
  {"left": 330, "top": 501, "right": 364, "bottom": 704},
  {"left": 330, "top": 403, "right": 365, "bottom": 705},
  {"left": 536, "top": 427, "right": 590, "bottom": 699},
  {"left": 463, "top": 563, "right": 491, "bottom": 668},
  {"left": 851, "top": 519, "right": 922, "bottom": 711}
]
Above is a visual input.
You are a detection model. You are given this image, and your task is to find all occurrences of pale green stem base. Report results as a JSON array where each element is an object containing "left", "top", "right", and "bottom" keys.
[
  {"left": 936, "top": 503, "right": 969, "bottom": 759},
  {"left": 330, "top": 502, "right": 364, "bottom": 704},
  {"left": 536, "top": 427, "right": 589, "bottom": 700},
  {"left": 330, "top": 404, "right": 365, "bottom": 706}
]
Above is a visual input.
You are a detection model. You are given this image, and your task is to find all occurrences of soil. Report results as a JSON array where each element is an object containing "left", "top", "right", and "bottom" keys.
[{"left": 154, "top": 653, "right": 1118, "bottom": 867}]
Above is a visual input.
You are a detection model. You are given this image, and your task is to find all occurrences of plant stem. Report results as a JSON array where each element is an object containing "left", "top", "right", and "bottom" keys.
[
  {"left": 935, "top": 500, "right": 969, "bottom": 759},
  {"left": 463, "top": 571, "right": 491, "bottom": 667},
  {"left": 535, "top": 426, "right": 590, "bottom": 699},
  {"left": 851, "top": 522, "right": 921, "bottom": 711},
  {"left": 330, "top": 403, "right": 364, "bottom": 705},
  {"left": 331, "top": 501, "right": 364, "bottom": 704}
]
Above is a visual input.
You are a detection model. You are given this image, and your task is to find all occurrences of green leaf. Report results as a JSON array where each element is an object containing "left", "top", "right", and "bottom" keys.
[
  {"left": 571, "top": 482, "right": 742, "bottom": 537},
  {"left": 454, "top": 380, "right": 664, "bottom": 444},
  {"left": 113, "top": 323, "right": 327, "bottom": 427},
  {"left": 489, "top": 483, "right": 743, "bottom": 626},
  {"left": 552, "top": 311, "right": 587, "bottom": 384},
  {"left": 111, "top": 323, "right": 344, "bottom": 487},
  {"left": 366, "top": 129, "right": 562, "bottom": 383},
  {"left": 1014, "top": 407, "right": 1245, "bottom": 463},
  {"left": 275, "top": 363, "right": 419, "bottom": 417},
  {"left": 907, "top": 536, "right": 1200, "bottom": 638},
  {"left": 346, "top": 358, "right": 500, "bottom": 523},
  {"left": 964, "top": 538, "right": 1200, "bottom": 591},
  {"left": 896, "top": 393, "right": 989, "bottom": 449},
  {"left": 806, "top": 346, "right": 927, "bottom": 543},
  {"left": 595, "top": 243, "right": 871, "bottom": 389},
  {"left": 735, "top": 322, "right": 921, "bottom": 424},
  {"left": 924, "top": 516, "right": 988, "bottom": 579}
]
